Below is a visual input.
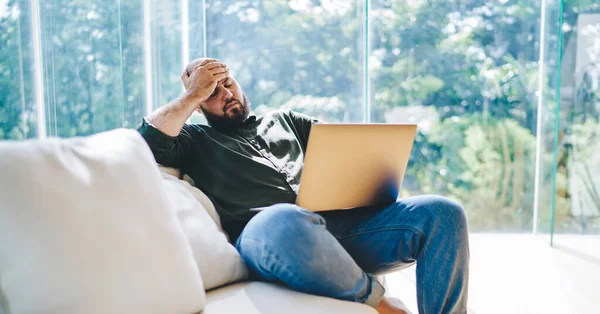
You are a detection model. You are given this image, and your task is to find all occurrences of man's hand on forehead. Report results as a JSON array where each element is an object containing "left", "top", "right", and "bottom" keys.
[
  {"left": 181, "top": 58, "right": 230, "bottom": 90},
  {"left": 179, "top": 58, "right": 230, "bottom": 101}
]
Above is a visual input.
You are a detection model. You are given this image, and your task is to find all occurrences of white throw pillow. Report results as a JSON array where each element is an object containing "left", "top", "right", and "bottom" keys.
[
  {"left": 161, "top": 172, "right": 249, "bottom": 290},
  {"left": 158, "top": 166, "right": 223, "bottom": 230},
  {"left": 0, "top": 129, "right": 205, "bottom": 314}
]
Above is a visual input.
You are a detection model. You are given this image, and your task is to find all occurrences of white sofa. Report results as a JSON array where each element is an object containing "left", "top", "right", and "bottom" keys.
[
  {"left": 203, "top": 282, "right": 376, "bottom": 314},
  {"left": 159, "top": 167, "right": 377, "bottom": 314},
  {"left": 0, "top": 129, "right": 376, "bottom": 314}
]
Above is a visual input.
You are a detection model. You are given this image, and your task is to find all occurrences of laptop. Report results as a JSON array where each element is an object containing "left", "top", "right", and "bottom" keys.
[{"left": 296, "top": 123, "right": 417, "bottom": 212}]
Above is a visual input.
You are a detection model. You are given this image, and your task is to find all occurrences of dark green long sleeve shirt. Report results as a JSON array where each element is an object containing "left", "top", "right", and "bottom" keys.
[{"left": 137, "top": 110, "right": 320, "bottom": 240}]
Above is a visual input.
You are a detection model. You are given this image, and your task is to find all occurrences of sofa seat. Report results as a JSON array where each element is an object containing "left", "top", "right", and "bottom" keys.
[{"left": 204, "top": 281, "right": 377, "bottom": 314}]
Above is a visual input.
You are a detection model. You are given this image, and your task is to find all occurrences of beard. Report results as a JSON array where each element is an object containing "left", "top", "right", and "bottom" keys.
[{"left": 201, "top": 93, "right": 251, "bottom": 132}]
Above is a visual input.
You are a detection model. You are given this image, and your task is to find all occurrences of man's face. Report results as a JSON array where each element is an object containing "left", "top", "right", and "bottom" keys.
[
  {"left": 184, "top": 58, "right": 250, "bottom": 130},
  {"left": 199, "top": 76, "right": 250, "bottom": 130}
]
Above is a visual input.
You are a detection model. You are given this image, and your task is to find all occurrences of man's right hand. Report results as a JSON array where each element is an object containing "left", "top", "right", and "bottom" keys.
[
  {"left": 144, "top": 58, "right": 229, "bottom": 137},
  {"left": 181, "top": 59, "right": 229, "bottom": 102}
]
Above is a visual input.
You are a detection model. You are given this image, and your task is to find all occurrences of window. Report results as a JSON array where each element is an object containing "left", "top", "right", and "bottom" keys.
[
  {"left": 1, "top": 0, "right": 598, "bottom": 234},
  {"left": 203, "top": 0, "right": 367, "bottom": 123},
  {"left": 370, "top": 0, "right": 547, "bottom": 231},
  {"left": 548, "top": 8, "right": 600, "bottom": 237},
  {"left": 0, "top": 0, "right": 37, "bottom": 139}
]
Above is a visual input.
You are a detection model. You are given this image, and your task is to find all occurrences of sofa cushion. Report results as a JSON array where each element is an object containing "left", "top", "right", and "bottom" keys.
[
  {"left": 161, "top": 171, "right": 249, "bottom": 290},
  {"left": 158, "top": 166, "right": 224, "bottom": 231},
  {"left": 0, "top": 129, "right": 205, "bottom": 314},
  {"left": 204, "top": 282, "right": 377, "bottom": 314}
]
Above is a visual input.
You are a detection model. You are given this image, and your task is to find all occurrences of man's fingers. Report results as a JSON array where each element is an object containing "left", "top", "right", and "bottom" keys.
[
  {"left": 194, "top": 59, "right": 220, "bottom": 72},
  {"left": 213, "top": 72, "right": 229, "bottom": 82},
  {"left": 184, "top": 59, "right": 227, "bottom": 89},
  {"left": 213, "top": 71, "right": 229, "bottom": 79},
  {"left": 189, "top": 59, "right": 223, "bottom": 75},
  {"left": 210, "top": 67, "right": 229, "bottom": 77},
  {"left": 206, "top": 62, "right": 228, "bottom": 71}
]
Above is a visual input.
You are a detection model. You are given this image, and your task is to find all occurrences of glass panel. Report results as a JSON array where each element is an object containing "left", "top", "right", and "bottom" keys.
[
  {"left": 550, "top": 0, "right": 600, "bottom": 253},
  {"left": 148, "top": 0, "right": 184, "bottom": 111},
  {"left": 185, "top": 0, "right": 206, "bottom": 124},
  {"left": 26, "top": 0, "right": 186, "bottom": 137},
  {"left": 534, "top": 0, "right": 563, "bottom": 235},
  {"left": 37, "top": 0, "right": 126, "bottom": 137},
  {"left": 0, "top": 0, "right": 38, "bottom": 140},
  {"left": 202, "top": 0, "right": 366, "bottom": 123},
  {"left": 370, "top": 0, "right": 549, "bottom": 231},
  {"left": 120, "top": 0, "right": 146, "bottom": 129}
]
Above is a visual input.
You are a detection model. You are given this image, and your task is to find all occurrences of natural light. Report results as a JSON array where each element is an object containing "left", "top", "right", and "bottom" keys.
[{"left": 1, "top": 1, "right": 599, "bottom": 313}]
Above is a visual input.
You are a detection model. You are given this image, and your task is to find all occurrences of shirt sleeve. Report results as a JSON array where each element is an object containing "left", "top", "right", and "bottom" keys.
[
  {"left": 287, "top": 110, "right": 323, "bottom": 151},
  {"left": 136, "top": 118, "right": 198, "bottom": 169}
]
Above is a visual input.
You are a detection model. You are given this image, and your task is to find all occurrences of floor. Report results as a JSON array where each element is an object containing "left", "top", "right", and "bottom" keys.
[{"left": 384, "top": 233, "right": 600, "bottom": 314}]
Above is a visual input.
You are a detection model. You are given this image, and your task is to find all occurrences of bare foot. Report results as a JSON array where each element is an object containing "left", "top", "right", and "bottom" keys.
[{"left": 375, "top": 296, "right": 412, "bottom": 314}]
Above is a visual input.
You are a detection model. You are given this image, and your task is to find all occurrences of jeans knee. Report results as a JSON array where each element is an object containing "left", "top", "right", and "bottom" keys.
[
  {"left": 242, "top": 203, "right": 325, "bottom": 245},
  {"left": 426, "top": 195, "right": 468, "bottom": 235}
]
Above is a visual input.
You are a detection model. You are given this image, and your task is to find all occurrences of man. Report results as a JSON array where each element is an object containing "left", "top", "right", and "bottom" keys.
[{"left": 137, "top": 58, "right": 469, "bottom": 314}]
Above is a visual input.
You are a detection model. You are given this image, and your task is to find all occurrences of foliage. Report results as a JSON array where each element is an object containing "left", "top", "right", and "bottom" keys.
[{"left": 1, "top": 0, "right": 599, "bottom": 232}]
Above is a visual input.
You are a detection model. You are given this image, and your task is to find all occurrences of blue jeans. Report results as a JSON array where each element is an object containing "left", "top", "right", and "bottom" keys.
[{"left": 235, "top": 195, "right": 469, "bottom": 314}]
